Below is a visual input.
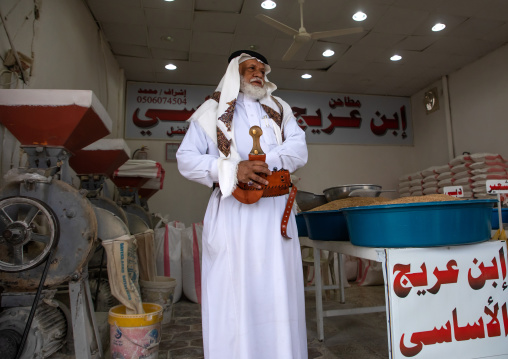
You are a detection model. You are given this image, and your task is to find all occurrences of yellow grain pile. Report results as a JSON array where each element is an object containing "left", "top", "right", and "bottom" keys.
[
  {"left": 308, "top": 196, "right": 391, "bottom": 211},
  {"left": 380, "top": 194, "right": 464, "bottom": 205},
  {"left": 307, "top": 194, "right": 464, "bottom": 212}
]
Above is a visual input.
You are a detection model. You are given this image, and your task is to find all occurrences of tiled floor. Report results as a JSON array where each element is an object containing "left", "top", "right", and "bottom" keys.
[{"left": 161, "top": 284, "right": 388, "bottom": 359}]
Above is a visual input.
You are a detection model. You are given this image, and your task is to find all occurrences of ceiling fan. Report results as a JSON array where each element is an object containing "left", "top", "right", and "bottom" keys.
[{"left": 256, "top": 0, "right": 363, "bottom": 61}]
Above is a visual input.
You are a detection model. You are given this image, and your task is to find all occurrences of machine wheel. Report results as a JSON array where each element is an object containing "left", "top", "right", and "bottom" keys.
[{"left": 0, "top": 196, "right": 59, "bottom": 272}]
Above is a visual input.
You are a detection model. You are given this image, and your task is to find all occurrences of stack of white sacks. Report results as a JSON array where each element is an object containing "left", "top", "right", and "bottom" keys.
[
  {"left": 398, "top": 153, "right": 508, "bottom": 198},
  {"left": 154, "top": 220, "right": 203, "bottom": 304}
]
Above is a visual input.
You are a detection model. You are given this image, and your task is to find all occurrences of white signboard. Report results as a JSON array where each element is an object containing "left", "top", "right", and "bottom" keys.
[
  {"left": 125, "top": 81, "right": 412, "bottom": 145},
  {"left": 487, "top": 180, "right": 508, "bottom": 194},
  {"left": 384, "top": 241, "right": 508, "bottom": 359},
  {"left": 443, "top": 186, "right": 464, "bottom": 197}
]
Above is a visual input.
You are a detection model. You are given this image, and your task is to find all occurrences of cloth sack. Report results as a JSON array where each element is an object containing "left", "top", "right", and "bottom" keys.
[
  {"left": 135, "top": 229, "right": 157, "bottom": 282},
  {"left": 469, "top": 161, "right": 508, "bottom": 170},
  {"left": 182, "top": 222, "right": 203, "bottom": 303},
  {"left": 422, "top": 174, "right": 439, "bottom": 183},
  {"left": 449, "top": 154, "right": 473, "bottom": 167},
  {"left": 154, "top": 221, "right": 184, "bottom": 302},
  {"left": 423, "top": 187, "right": 439, "bottom": 195},
  {"left": 437, "top": 171, "right": 453, "bottom": 180},
  {"left": 339, "top": 254, "right": 359, "bottom": 288},
  {"left": 355, "top": 258, "right": 384, "bottom": 286},
  {"left": 102, "top": 235, "right": 144, "bottom": 314},
  {"left": 469, "top": 153, "right": 507, "bottom": 163}
]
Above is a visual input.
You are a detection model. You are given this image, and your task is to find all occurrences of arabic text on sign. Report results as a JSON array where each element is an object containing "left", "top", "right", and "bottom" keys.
[
  {"left": 392, "top": 247, "right": 507, "bottom": 297},
  {"left": 399, "top": 303, "right": 508, "bottom": 357},
  {"left": 133, "top": 108, "right": 195, "bottom": 128},
  {"left": 370, "top": 106, "right": 408, "bottom": 137},
  {"left": 487, "top": 180, "right": 508, "bottom": 193}
]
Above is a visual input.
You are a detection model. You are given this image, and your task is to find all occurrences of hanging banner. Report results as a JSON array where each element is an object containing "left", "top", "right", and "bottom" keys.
[
  {"left": 384, "top": 240, "right": 508, "bottom": 359},
  {"left": 125, "top": 81, "right": 412, "bottom": 145}
]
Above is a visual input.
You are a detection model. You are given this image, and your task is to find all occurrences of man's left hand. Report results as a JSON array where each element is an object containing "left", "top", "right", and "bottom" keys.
[{"left": 237, "top": 160, "right": 271, "bottom": 189}]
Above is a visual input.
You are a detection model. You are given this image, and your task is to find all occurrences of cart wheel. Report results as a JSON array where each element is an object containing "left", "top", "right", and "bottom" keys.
[{"left": 0, "top": 196, "right": 59, "bottom": 272}]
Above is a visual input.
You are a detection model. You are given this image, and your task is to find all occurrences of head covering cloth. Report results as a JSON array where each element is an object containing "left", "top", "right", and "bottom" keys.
[{"left": 187, "top": 51, "right": 294, "bottom": 198}]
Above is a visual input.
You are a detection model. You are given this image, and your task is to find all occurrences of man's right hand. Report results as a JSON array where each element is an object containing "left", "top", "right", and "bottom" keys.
[{"left": 237, "top": 160, "right": 271, "bottom": 189}]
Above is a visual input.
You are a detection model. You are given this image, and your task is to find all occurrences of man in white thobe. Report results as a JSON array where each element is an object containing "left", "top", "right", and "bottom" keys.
[{"left": 177, "top": 50, "right": 308, "bottom": 359}]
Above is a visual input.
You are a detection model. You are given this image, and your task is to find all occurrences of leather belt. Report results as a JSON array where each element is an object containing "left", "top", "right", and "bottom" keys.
[
  {"left": 281, "top": 185, "right": 297, "bottom": 239},
  {"left": 235, "top": 168, "right": 291, "bottom": 197},
  {"left": 214, "top": 177, "right": 297, "bottom": 239}
]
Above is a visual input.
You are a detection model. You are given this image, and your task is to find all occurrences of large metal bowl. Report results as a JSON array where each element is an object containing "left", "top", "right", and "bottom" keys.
[
  {"left": 323, "top": 184, "right": 382, "bottom": 202},
  {"left": 296, "top": 191, "right": 328, "bottom": 211}
]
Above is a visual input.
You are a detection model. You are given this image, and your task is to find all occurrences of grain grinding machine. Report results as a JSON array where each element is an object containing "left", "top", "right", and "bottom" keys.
[
  {"left": 68, "top": 138, "right": 131, "bottom": 311},
  {"left": 111, "top": 160, "right": 165, "bottom": 233},
  {"left": 0, "top": 89, "right": 131, "bottom": 359}
]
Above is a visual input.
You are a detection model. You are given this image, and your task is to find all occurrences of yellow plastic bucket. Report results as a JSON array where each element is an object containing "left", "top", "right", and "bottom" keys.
[{"left": 108, "top": 303, "right": 163, "bottom": 359}]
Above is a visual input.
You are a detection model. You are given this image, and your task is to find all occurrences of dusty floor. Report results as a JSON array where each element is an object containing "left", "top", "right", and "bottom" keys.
[
  {"left": 48, "top": 284, "right": 388, "bottom": 359},
  {"left": 160, "top": 284, "right": 388, "bottom": 359}
]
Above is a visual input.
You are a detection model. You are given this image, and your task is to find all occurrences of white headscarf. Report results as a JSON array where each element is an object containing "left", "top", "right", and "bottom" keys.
[{"left": 188, "top": 53, "right": 294, "bottom": 198}]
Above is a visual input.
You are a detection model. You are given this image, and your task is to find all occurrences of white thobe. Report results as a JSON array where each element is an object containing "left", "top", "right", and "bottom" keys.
[{"left": 177, "top": 93, "right": 309, "bottom": 359}]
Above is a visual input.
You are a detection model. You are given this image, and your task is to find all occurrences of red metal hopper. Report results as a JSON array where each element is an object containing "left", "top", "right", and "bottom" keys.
[
  {"left": 138, "top": 167, "right": 165, "bottom": 199},
  {"left": 69, "top": 139, "right": 131, "bottom": 177},
  {"left": 111, "top": 176, "right": 150, "bottom": 189},
  {"left": 0, "top": 89, "right": 112, "bottom": 154},
  {"left": 112, "top": 160, "right": 162, "bottom": 190}
]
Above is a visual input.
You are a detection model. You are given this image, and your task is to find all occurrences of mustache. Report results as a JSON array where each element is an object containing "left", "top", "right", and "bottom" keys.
[{"left": 250, "top": 77, "right": 264, "bottom": 85}]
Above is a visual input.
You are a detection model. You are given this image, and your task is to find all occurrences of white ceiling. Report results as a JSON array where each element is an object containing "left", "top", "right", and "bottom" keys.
[{"left": 85, "top": 0, "right": 508, "bottom": 97}]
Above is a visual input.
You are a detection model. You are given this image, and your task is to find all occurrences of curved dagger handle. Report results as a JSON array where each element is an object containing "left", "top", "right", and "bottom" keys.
[{"left": 249, "top": 126, "right": 265, "bottom": 156}]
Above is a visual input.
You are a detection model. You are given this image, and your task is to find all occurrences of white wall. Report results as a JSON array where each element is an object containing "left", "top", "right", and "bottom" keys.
[
  {"left": 448, "top": 44, "right": 508, "bottom": 159},
  {"left": 403, "top": 42, "right": 508, "bottom": 177},
  {"left": 410, "top": 80, "right": 451, "bottom": 168},
  {"left": 294, "top": 144, "right": 415, "bottom": 195}
]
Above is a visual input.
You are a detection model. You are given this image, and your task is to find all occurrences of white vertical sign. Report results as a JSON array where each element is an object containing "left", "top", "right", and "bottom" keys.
[{"left": 385, "top": 241, "right": 508, "bottom": 359}]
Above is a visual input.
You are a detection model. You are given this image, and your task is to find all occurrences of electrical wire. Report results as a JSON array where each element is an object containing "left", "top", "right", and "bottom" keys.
[{"left": 0, "top": 9, "right": 28, "bottom": 84}]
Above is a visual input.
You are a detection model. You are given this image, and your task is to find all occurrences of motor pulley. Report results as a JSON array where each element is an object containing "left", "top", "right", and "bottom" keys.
[{"left": 0, "top": 196, "right": 59, "bottom": 272}]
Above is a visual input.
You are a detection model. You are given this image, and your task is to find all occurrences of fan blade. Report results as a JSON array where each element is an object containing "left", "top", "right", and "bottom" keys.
[
  {"left": 310, "top": 27, "right": 363, "bottom": 40},
  {"left": 256, "top": 14, "right": 299, "bottom": 37},
  {"left": 282, "top": 41, "right": 305, "bottom": 61}
]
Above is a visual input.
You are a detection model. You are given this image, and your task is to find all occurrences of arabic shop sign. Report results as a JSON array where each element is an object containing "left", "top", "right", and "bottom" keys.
[
  {"left": 487, "top": 180, "right": 508, "bottom": 194},
  {"left": 384, "top": 241, "right": 508, "bottom": 359},
  {"left": 443, "top": 186, "right": 465, "bottom": 197},
  {"left": 125, "top": 81, "right": 412, "bottom": 145}
]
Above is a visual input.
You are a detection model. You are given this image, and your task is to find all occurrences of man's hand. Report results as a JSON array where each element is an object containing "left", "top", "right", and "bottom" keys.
[{"left": 237, "top": 160, "right": 272, "bottom": 189}]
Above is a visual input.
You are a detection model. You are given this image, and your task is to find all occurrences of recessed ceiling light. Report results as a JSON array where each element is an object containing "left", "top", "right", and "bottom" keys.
[
  {"left": 261, "top": 1, "right": 276, "bottom": 10},
  {"left": 352, "top": 11, "right": 367, "bottom": 21},
  {"left": 301, "top": 74, "right": 312, "bottom": 79},
  {"left": 390, "top": 54, "right": 402, "bottom": 61},
  {"left": 164, "top": 0, "right": 174, "bottom": 2},
  {"left": 165, "top": 64, "right": 177, "bottom": 70},
  {"left": 432, "top": 23, "right": 446, "bottom": 32},
  {"left": 322, "top": 49, "right": 335, "bottom": 57}
]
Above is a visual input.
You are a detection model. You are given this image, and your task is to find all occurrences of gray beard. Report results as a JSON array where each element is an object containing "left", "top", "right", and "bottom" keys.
[{"left": 240, "top": 77, "right": 267, "bottom": 100}]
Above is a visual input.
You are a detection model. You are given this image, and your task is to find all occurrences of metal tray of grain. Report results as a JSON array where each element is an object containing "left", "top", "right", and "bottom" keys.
[
  {"left": 341, "top": 199, "right": 497, "bottom": 247},
  {"left": 300, "top": 210, "right": 349, "bottom": 241}
]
